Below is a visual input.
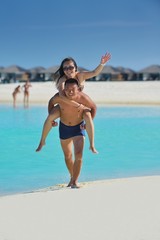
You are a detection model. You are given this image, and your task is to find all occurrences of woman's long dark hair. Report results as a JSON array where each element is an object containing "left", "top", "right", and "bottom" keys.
[{"left": 53, "top": 57, "right": 78, "bottom": 88}]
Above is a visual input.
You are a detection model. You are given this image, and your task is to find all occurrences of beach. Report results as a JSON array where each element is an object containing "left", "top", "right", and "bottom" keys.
[
  {"left": 0, "top": 176, "right": 160, "bottom": 240},
  {"left": 1, "top": 81, "right": 160, "bottom": 105},
  {"left": 1, "top": 81, "right": 160, "bottom": 240}
]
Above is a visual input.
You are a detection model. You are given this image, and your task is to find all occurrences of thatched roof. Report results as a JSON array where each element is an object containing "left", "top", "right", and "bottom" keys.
[
  {"left": 2, "top": 65, "right": 27, "bottom": 73},
  {"left": 139, "top": 65, "right": 160, "bottom": 73},
  {"left": 28, "top": 66, "right": 46, "bottom": 73},
  {"left": 101, "top": 65, "right": 120, "bottom": 74},
  {"left": 0, "top": 66, "right": 4, "bottom": 71},
  {"left": 43, "top": 66, "right": 59, "bottom": 73},
  {"left": 116, "top": 66, "right": 135, "bottom": 74},
  {"left": 78, "top": 67, "right": 89, "bottom": 71}
]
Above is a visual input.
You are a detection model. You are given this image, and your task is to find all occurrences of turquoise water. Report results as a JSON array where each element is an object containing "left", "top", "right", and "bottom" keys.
[{"left": 0, "top": 105, "right": 160, "bottom": 196}]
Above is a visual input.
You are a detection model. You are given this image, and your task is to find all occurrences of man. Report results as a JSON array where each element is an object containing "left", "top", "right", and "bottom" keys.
[{"left": 48, "top": 78, "right": 97, "bottom": 188}]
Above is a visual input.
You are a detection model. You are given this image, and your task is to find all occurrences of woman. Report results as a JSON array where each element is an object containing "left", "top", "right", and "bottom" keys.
[
  {"left": 12, "top": 85, "right": 21, "bottom": 108},
  {"left": 36, "top": 52, "right": 111, "bottom": 153},
  {"left": 23, "top": 80, "right": 32, "bottom": 108}
]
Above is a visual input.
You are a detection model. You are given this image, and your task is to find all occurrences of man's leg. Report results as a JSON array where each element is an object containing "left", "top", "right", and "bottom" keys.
[
  {"left": 60, "top": 138, "right": 74, "bottom": 186},
  {"left": 36, "top": 105, "right": 60, "bottom": 152},
  {"left": 71, "top": 136, "right": 85, "bottom": 188}
]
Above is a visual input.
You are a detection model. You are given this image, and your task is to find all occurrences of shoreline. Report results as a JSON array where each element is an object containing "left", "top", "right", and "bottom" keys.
[
  {"left": 0, "top": 175, "right": 160, "bottom": 240},
  {"left": 0, "top": 81, "right": 160, "bottom": 105},
  {"left": 0, "top": 173, "right": 157, "bottom": 198}
]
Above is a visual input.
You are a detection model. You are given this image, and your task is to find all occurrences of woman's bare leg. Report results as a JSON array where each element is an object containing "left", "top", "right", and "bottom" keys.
[
  {"left": 83, "top": 110, "right": 98, "bottom": 154},
  {"left": 36, "top": 106, "right": 60, "bottom": 152}
]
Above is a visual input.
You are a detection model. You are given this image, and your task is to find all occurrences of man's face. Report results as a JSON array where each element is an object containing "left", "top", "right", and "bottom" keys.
[{"left": 64, "top": 83, "right": 79, "bottom": 99}]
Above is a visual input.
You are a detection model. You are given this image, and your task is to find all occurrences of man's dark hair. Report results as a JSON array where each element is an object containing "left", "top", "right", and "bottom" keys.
[{"left": 65, "top": 78, "right": 79, "bottom": 87}]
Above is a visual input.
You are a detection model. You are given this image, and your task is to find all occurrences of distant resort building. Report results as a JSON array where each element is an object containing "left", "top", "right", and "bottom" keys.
[
  {"left": 137, "top": 65, "right": 160, "bottom": 81},
  {"left": 0, "top": 64, "right": 160, "bottom": 83}
]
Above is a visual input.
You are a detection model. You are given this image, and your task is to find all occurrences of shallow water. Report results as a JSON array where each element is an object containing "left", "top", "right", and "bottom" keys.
[{"left": 0, "top": 105, "right": 160, "bottom": 195}]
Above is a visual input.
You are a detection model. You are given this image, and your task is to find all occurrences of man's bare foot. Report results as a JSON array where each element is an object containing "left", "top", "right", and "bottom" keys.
[
  {"left": 70, "top": 180, "right": 80, "bottom": 189},
  {"left": 52, "top": 121, "right": 58, "bottom": 127},
  {"left": 36, "top": 141, "right": 45, "bottom": 152},
  {"left": 71, "top": 184, "right": 80, "bottom": 189},
  {"left": 67, "top": 178, "right": 73, "bottom": 187},
  {"left": 90, "top": 146, "right": 98, "bottom": 154}
]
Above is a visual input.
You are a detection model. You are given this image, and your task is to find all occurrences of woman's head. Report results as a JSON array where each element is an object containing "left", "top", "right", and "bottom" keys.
[
  {"left": 60, "top": 57, "right": 78, "bottom": 75},
  {"left": 54, "top": 57, "right": 78, "bottom": 87}
]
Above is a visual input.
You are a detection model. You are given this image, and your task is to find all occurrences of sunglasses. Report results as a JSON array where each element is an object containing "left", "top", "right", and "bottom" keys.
[{"left": 63, "top": 66, "right": 75, "bottom": 71}]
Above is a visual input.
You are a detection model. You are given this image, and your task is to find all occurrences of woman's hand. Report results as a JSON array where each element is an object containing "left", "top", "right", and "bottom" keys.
[{"left": 100, "top": 52, "right": 111, "bottom": 65}]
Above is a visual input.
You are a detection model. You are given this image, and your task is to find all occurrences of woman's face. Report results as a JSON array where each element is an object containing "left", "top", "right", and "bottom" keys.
[{"left": 63, "top": 61, "right": 76, "bottom": 78}]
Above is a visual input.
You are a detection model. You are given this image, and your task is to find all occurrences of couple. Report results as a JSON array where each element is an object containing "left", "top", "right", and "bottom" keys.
[{"left": 36, "top": 52, "right": 111, "bottom": 188}]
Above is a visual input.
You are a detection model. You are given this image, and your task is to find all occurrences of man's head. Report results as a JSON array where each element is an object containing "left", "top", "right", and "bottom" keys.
[{"left": 64, "top": 78, "right": 80, "bottom": 99}]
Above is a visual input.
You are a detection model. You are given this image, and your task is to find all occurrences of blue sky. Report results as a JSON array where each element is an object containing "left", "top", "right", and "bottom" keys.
[{"left": 0, "top": 0, "right": 160, "bottom": 71}]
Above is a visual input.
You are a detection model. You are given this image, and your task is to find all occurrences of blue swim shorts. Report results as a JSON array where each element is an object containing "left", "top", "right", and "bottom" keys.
[{"left": 59, "top": 121, "right": 85, "bottom": 140}]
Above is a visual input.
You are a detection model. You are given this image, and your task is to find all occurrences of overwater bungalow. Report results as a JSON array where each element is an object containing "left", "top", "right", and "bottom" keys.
[
  {"left": 138, "top": 65, "right": 160, "bottom": 81},
  {"left": 1, "top": 64, "right": 160, "bottom": 83},
  {"left": 0, "top": 65, "right": 27, "bottom": 83},
  {"left": 27, "top": 67, "right": 46, "bottom": 82}
]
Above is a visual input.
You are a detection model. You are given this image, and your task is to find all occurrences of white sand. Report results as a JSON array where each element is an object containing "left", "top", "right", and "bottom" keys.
[
  {"left": 0, "top": 81, "right": 160, "bottom": 105},
  {"left": 0, "top": 176, "right": 160, "bottom": 240}
]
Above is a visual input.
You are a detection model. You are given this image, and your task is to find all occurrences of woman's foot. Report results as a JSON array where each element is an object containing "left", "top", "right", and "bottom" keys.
[
  {"left": 36, "top": 141, "right": 45, "bottom": 152},
  {"left": 90, "top": 146, "right": 98, "bottom": 154},
  {"left": 52, "top": 121, "right": 58, "bottom": 127}
]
